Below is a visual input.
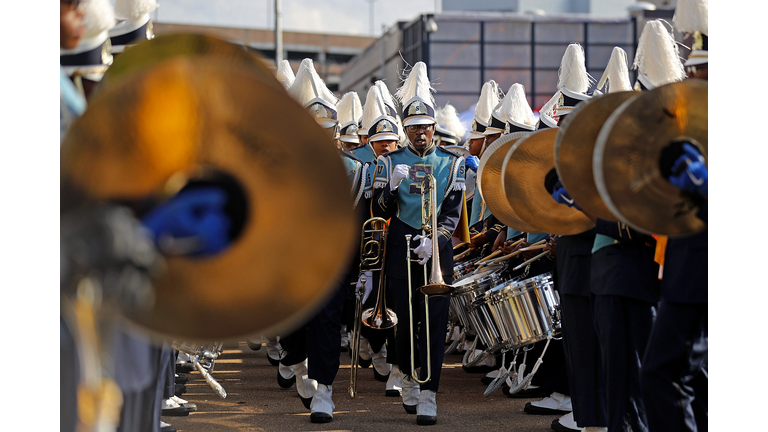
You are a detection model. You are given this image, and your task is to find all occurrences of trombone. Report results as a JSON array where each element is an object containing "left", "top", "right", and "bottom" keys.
[
  {"left": 349, "top": 217, "right": 398, "bottom": 398},
  {"left": 405, "top": 174, "right": 455, "bottom": 385}
]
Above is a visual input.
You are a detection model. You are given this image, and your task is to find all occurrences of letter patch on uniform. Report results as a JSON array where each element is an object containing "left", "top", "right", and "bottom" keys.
[{"left": 408, "top": 164, "right": 433, "bottom": 194}]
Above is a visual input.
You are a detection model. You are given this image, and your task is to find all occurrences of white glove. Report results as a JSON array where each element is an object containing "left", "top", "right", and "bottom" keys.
[
  {"left": 356, "top": 271, "right": 373, "bottom": 303},
  {"left": 413, "top": 235, "right": 433, "bottom": 265},
  {"left": 390, "top": 164, "right": 411, "bottom": 192}
]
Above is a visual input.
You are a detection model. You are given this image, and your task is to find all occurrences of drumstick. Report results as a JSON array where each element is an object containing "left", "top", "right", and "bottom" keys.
[
  {"left": 519, "top": 244, "right": 547, "bottom": 252},
  {"left": 475, "top": 250, "right": 503, "bottom": 264},
  {"left": 475, "top": 239, "right": 541, "bottom": 267},
  {"left": 530, "top": 239, "right": 547, "bottom": 246},
  {"left": 454, "top": 248, "right": 472, "bottom": 261},
  {"left": 453, "top": 242, "right": 470, "bottom": 250},
  {"left": 512, "top": 250, "right": 551, "bottom": 271}
]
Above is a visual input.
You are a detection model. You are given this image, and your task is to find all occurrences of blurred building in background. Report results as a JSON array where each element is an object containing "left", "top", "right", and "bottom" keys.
[
  {"left": 153, "top": 22, "right": 376, "bottom": 92},
  {"left": 340, "top": 5, "right": 681, "bottom": 114}
]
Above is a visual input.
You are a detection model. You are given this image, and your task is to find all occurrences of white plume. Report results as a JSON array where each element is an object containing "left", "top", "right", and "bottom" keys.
[
  {"left": 633, "top": 20, "right": 686, "bottom": 87},
  {"left": 337, "top": 92, "right": 363, "bottom": 126},
  {"left": 113, "top": 0, "right": 157, "bottom": 20},
  {"left": 674, "top": 0, "right": 708, "bottom": 36},
  {"left": 557, "top": 43, "right": 594, "bottom": 93},
  {"left": 361, "top": 85, "right": 386, "bottom": 132},
  {"left": 395, "top": 62, "right": 435, "bottom": 107},
  {"left": 474, "top": 80, "right": 500, "bottom": 125},
  {"left": 375, "top": 80, "right": 398, "bottom": 114},
  {"left": 82, "top": 0, "right": 116, "bottom": 39},
  {"left": 436, "top": 103, "right": 467, "bottom": 138},
  {"left": 276, "top": 60, "right": 295, "bottom": 89},
  {"left": 506, "top": 84, "right": 537, "bottom": 126},
  {"left": 287, "top": 58, "right": 338, "bottom": 107},
  {"left": 596, "top": 47, "right": 632, "bottom": 93}
]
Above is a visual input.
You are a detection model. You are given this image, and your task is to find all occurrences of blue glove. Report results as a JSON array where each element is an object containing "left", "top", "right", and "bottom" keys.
[
  {"left": 550, "top": 179, "right": 581, "bottom": 211},
  {"left": 142, "top": 187, "right": 232, "bottom": 257},
  {"left": 465, "top": 155, "right": 479, "bottom": 172},
  {"left": 668, "top": 143, "right": 707, "bottom": 197}
]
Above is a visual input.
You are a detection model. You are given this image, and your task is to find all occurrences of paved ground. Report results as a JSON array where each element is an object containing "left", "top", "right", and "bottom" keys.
[{"left": 165, "top": 341, "right": 563, "bottom": 432}]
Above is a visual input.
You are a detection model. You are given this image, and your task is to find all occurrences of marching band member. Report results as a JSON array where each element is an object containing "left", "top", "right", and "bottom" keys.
[
  {"left": 280, "top": 57, "right": 342, "bottom": 407},
  {"left": 353, "top": 84, "right": 387, "bottom": 163},
  {"left": 433, "top": 103, "right": 465, "bottom": 147},
  {"left": 371, "top": 62, "right": 466, "bottom": 425},
  {"left": 337, "top": 91, "right": 364, "bottom": 151},
  {"left": 466, "top": 81, "right": 500, "bottom": 255},
  {"left": 546, "top": 44, "right": 637, "bottom": 432},
  {"left": 641, "top": 2, "right": 708, "bottom": 430}
]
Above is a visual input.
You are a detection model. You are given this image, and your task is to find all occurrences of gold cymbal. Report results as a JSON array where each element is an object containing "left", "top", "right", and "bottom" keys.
[
  {"left": 555, "top": 91, "right": 638, "bottom": 222},
  {"left": 98, "top": 33, "right": 281, "bottom": 95},
  {"left": 502, "top": 129, "right": 595, "bottom": 235},
  {"left": 61, "top": 58, "right": 357, "bottom": 342},
  {"left": 477, "top": 132, "right": 531, "bottom": 230},
  {"left": 594, "top": 79, "right": 707, "bottom": 236}
]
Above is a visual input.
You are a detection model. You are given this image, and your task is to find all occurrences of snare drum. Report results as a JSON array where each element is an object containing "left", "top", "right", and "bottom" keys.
[
  {"left": 452, "top": 259, "right": 478, "bottom": 280},
  {"left": 481, "top": 272, "right": 560, "bottom": 351},
  {"left": 467, "top": 275, "right": 523, "bottom": 355},
  {"left": 449, "top": 264, "right": 506, "bottom": 336}
]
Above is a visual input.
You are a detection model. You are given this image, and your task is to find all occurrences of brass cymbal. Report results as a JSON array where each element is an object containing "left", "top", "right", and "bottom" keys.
[
  {"left": 502, "top": 129, "right": 595, "bottom": 235},
  {"left": 61, "top": 58, "right": 357, "bottom": 342},
  {"left": 98, "top": 33, "right": 281, "bottom": 95},
  {"left": 477, "top": 132, "right": 531, "bottom": 230},
  {"left": 594, "top": 79, "right": 707, "bottom": 236},
  {"left": 555, "top": 91, "right": 638, "bottom": 222}
]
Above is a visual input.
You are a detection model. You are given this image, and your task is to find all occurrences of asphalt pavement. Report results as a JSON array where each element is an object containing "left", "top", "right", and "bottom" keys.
[{"left": 165, "top": 341, "right": 562, "bottom": 432}]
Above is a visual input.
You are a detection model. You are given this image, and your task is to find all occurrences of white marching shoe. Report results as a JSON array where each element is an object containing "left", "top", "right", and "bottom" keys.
[
  {"left": 416, "top": 389, "right": 437, "bottom": 425},
  {"left": 553, "top": 412, "right": 582, "bottom": 431},
  {"left": 357, "top": 336, "right": 372, "bottom": 368},
  {"left": 247, "top": 336, "right": 262, "bottom": 351},
  {"left": 401, "top": 374, "right": 420, "bottom": 414},
  {"left": 386, "top": 364, "right": 404, "bottom": 397},
  {"left": 277, "top": 362, "right": 295, "bottom": 388},
  {"left": 265, "top": 338, "right": 283, "bottom": 366},
  {"left": 371, "top": 344, "right": 390, "bottom": 382},
  {"left": 293, "top": 359, "right": 317, "bottom": 409},
  {"left": 309, "top": 384, "right": 334, "bottom": 423},
  {"left": 524, "top": 392, "right": 573, "bottom": 415}
]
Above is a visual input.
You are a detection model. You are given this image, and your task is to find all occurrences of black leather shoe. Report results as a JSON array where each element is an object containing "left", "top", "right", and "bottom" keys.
[
  {"left": 403, "top": 403, "right": 417, "bottom": 414},
  {"left": 161, "top": 407, "right": 190, "bottom": 417},
  {"left": 300, "top": 396, "right": 312, "bottom": 410},
  {"left": 267, "top": 355, "right": 281, "bottom": 366},
  {"left": 417, "top": 415, "right": 437, "bottom": 425},
  {"left": 277, "top": 370, "right": 296, "bottom": 389},
  {"left": 175, "top": 373, "right": 188, "bottom": 385},
  {"left": 160, "top": 422, "right": 176, "bottom": 432},
  {"left": 310, "top": 412, "right": 333, "bottom": 423},
  {"left": 524, "top": 402, "right": 571, "bottom": 415},
  {"left": 386, "top": 389, "right": 401, "bottom": 397}
]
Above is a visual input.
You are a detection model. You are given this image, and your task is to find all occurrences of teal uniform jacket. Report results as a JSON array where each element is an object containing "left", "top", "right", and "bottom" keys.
[{"left": 371, "top": 142, "right": 465, "bottom": 279}]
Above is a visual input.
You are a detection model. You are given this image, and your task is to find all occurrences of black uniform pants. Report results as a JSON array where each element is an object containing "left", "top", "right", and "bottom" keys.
[
  {"left": 641, "top": 300, "right": 707, "bottom": 432},
  {"left": 593, "top": 294, "right": 656, "bottom": 432},
  {"left": 389, "top": 271, "right": 452, "bottom": 392},
  {"left": 561, "top": 293, "right": 606, "bottom": 428},
  {"left": 307, "top": 274, "right": 351, "bottom": 385}
]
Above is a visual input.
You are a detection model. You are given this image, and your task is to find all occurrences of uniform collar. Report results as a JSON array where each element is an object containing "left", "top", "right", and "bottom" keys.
[{"left": 406, "top": 140, "right": 436, "bottom": 157}]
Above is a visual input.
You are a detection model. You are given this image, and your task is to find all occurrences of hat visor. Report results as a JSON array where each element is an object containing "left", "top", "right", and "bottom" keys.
[
  {"left": 316, "top": 119, "right": 338, "bottom": 129},
  {"left": 402, "top": 117, "right": 435, "bottom": 127},
  {"left": 482, "top": 127, "right": 504, "bottom": 136},
  {"left": 369, "top": 133, "right": 400, "bottom": 142},
  {"left": 340, "top": 136, "right": 360, "bottom": 144}
]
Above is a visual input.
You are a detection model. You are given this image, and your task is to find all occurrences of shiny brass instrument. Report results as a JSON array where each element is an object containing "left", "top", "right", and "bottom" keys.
[
  {"left": 418, "top": 175, "right": 455, "bottom": 296},
  {"left": 404, "top": 175, "right": 456, "bottom": 384},
  {"left": 349, "top": 217, "right": 398, "bottom": 398}
]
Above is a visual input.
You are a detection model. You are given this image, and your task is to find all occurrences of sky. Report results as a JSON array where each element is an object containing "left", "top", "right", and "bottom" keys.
[{"left": 153, "top": 0, "right": 439, "bottom": 37}]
